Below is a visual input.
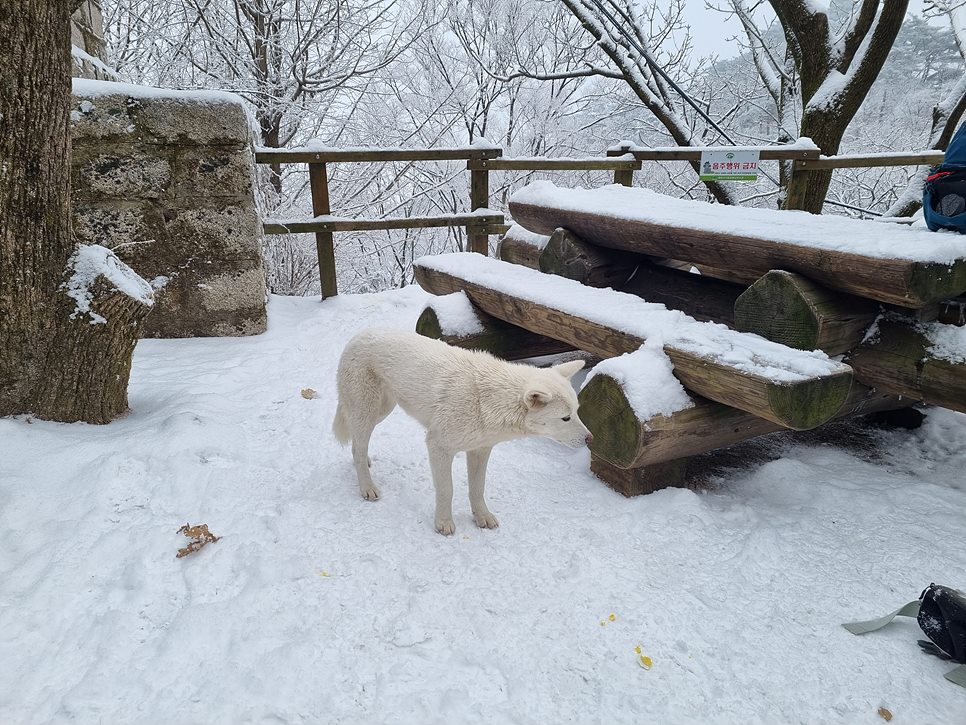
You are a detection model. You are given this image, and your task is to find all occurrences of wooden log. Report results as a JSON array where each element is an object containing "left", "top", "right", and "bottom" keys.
[
  {"left": 496, "top": 224, "right": 548, "bottom": 269},
  {"left": 509, "top": 190, "right": 966, "bottom": 307},
  {"left": 415, "top": 301, "right": 574, "bottom": 360},
  {"left": 847, "top": 317, "right": 966, "bottom": 413},
  {"left": 622, "top": 262, "right": 744, "bottom": 327},
  {"left": 538, "top": 228, "right": 638, "bottom": 288},
  {"left": 579, "top": 374, "right": 904, "bottom": 469},
  {"left": 590, "top": 455, "right": 687, "bottom": 496},
  {"left": 414, "top": 256, "right": 853, "bottom": 430},
  {"left": 734, "top": 270, "right": 878, "bottom": 355}
]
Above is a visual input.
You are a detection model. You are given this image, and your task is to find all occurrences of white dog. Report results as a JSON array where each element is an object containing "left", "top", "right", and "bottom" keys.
[{"left": 332, "top": 329, "right": 592, "bottom": 535}]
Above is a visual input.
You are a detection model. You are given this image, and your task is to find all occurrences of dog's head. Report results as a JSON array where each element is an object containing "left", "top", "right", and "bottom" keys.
[{"left": 521, "top": 360, "right": 593, "bottom": 448}]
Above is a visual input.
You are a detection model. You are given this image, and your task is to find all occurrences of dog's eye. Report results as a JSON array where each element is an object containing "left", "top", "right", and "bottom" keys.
[{"left": 562, "top": 415, "right": 571, "bottom": 422}]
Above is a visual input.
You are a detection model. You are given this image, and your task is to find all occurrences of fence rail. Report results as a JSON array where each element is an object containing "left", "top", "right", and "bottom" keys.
[{"left": 255, "top": 144, "right": 947, "bottom": 298}]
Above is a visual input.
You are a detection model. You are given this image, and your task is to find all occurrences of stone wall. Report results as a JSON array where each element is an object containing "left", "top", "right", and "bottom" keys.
[
  {"left": 71, "top": 1, "right": 111, "bottom": 79},
  {"left": 71, "top": 85, "right": 267, "bottom": 338}
]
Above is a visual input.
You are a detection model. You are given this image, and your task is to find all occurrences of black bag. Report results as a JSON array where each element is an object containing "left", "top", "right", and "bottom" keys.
[
  {"left": 917, "top": 584, "right": 966, "bottom": 664},
  {"left": 843, "top": 583, "right": 966, "bottom": 687}
]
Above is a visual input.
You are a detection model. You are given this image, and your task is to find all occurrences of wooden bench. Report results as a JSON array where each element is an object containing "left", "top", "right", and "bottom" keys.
[{"left": 413, "top": 183, "right": 966, "bottom": 495}]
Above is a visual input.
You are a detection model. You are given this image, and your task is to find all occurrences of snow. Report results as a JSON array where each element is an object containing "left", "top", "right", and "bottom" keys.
[
  {"left": 71, "top": 78, "right": 246, "bottom": 106},
  {"left": 415, "top": 253, "right": 849, "bottom": 383},
  {"left": 424, "top": 292, "right": 485, "bottom": 336},
  {"left": 2, "top": 288, "right": 965, "bottom": 723},
  {"left": 64, "top": 245, "right": 154, "bottom": 325},
  {"left": 70, "top": 45, "right": 118, "bottom": 80},
  {"left": 503, "top": 223, "right": 551, "bottom": 250},
  {"left": 583, "top": 339, "right": 694, "bottom": 419},
  {"left": 923, "top": 322, "right": 966, "bottom": 364},
  {"left": 510, "top": 182, "right": 966, "bottom": 264}
]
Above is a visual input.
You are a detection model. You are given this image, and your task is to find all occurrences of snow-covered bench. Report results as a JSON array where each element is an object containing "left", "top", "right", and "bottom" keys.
[{"left": 413, "top": 182, "right": 966, "bottom": 495}]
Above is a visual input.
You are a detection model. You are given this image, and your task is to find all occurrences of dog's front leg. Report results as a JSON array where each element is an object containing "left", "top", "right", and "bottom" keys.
[
  {"left": 426, "top": 432, "right": 456, "bottom": 535},
  {"left": 467, "top": 446, "right": 498, "bottom": 529}
]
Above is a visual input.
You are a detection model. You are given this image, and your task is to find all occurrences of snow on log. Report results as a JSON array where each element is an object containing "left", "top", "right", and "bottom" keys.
[
  {"left": 509, "top": 182, "right": 966, "bottom": 308},
  {"left": 414, "top": 253, "right": 853, "bottom": 430},
  {"left": 847, "top": 317, "right": 966, "bottom": 413},
  {"left": 734, "top": 270, "right": 878, "bottom": 355},
  {"left": 496, "top": 224, "right": 549, "bottom": 269},
  {"left": 579, "top": 371, "right": 903, "bottom": 470},
  {"left": 415, "top": 292, "right": 573, "bottom": 360}
]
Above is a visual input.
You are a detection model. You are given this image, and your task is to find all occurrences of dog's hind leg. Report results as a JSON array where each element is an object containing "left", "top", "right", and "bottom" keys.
[
  {"left": 467, "top": 446, "right": 498, "bottom": 529},
  {"left": 340, "top": 368, "right": 394, "bottom": 501},
  {"left": 427, "top": 431, "right": 457, "bottom": 535}
]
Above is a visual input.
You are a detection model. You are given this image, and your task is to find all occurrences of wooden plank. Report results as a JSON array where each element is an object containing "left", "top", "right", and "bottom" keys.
[
  {"left": 509, "top": 197, "right": 966, "bottom": 307},
  {"left": 414, "top": 258, "right": 854, "bottom": 430},
  {"left": 847, "top": 317, "right": 966, "bottom": 413},
  {"left": 469, "top": 167, "right": 490, "bottom": 255},
  {"left": 497, "top": 227, "right": 547, "bottom": 269},
  {"left": 734, "top": 270, "right": 878, "bottom": 355},
  {"left": 795, "top": 151, "right": 945, "bottom": 170},
  {"left": 308, "top": 163, "right": 337, "bottom": 299},
  {"left": 471, "top": 158, "right": 641, "bottom": 171},
  {"left": 580, "top": 374, "right": 904, "bottom": 469},
  {"left": 606, "top": 146, "right": 821, "bottom": 161},
  {"left": 611, "top": 143, "right": 635, "bottom": 186},
  {"left": 264, "top": 213, "right": 504, "bottom": 234},
  {"left": 416, "top": 304, "right": 574, "bottom": 360},
  {"left": 255, "top": 147, "right": 503, "bottom": 164}
]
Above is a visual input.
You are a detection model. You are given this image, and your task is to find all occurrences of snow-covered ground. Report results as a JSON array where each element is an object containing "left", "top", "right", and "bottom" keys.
[{"left": 2, "top": 288, "right": 965, "bottom": 724}]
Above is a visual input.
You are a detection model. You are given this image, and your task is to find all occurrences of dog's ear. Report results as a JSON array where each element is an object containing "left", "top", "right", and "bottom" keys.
[
  {"left": 552, "top": 360, "right": 584, "bottom": 379},
  {"left": 524, "top": 388, "right": 552, "bottom": 409}
]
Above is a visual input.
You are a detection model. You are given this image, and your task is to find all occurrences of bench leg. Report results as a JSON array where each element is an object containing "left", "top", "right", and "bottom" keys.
[{"left": 590, "top": 454, "right": 688, "bottom": 497}]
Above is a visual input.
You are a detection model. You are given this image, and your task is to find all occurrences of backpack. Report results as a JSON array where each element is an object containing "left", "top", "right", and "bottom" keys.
[{"left": 924, "top": 122, "right": 966, "bottom": 233}]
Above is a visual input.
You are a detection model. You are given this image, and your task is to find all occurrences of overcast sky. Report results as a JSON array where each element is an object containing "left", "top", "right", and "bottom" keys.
[{"left": 682, "top": 0, "right": 934, "bottom": 60}]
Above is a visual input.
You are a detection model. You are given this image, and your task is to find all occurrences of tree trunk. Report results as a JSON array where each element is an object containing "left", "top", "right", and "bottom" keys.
[{"left": 0, "top": 0, "right": 153, "bottom": 424}]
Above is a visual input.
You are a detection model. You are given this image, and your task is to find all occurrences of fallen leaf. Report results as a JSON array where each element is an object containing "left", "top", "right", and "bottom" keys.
[
  {"left": 638, "top": 654, "right": 653, "bottom": 670},
  {"left": 301, "top": 388, "right": 318, "bottom": 399},
  {"left": 634, "top": 645, "right": 642, "bottom": 654},
  {"left": 176, "top": 522, "right": 220, "bottom": 558},
  {"left": 608, "top": 613, "right": 616, "bottom": 622},
  {"left": 878, "top": 707, "right": 893, "bottom": 722}
]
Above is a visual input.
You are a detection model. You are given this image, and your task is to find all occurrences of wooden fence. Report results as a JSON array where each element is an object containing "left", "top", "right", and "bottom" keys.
[{"left": 255, "top": 145, "right": 947, "bottom": 298}]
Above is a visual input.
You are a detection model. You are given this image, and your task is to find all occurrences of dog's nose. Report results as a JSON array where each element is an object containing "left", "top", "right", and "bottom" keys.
[{"left": 585, "top": 432, "right": 594, "bottom": 445}]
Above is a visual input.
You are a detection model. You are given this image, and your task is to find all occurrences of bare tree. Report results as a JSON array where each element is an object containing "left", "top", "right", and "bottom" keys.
[{"left": 1, "top": 0, "right": 153, "bottom": 424}]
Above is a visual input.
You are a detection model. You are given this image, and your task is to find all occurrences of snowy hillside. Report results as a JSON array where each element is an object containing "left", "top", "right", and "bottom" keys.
[{"left": 1, "top": 288, "right": 965, "bottom": 723}]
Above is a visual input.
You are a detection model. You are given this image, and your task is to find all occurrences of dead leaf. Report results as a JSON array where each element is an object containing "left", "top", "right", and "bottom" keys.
[
  {"left": 301, "top": 388, "right": 318, "bottom": 400},
  {"left": 176, "top": 522, "right": 220, "bottom": 558},
  {"left": 878, "top": 707, "right": 893, "bottom": 722}
]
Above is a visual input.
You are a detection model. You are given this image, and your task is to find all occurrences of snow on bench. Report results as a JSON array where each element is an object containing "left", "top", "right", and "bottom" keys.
[
  {"left": 509, "top": 182, "right": 966, "bottom": 308},
  {"left": 414, "top": 253, "right": 853, "bottom": 431}
]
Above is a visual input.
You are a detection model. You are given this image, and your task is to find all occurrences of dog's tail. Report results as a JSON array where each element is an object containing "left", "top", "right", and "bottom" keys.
[{"left": 332, "top": 402, "right": 351, "bottom": 446}]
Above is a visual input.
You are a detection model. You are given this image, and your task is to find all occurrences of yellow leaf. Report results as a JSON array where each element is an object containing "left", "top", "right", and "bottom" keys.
[
  {"left": 878, "top": 707, "right": 893, "bottom": 722},
  {"left": 634, "top": 645, "right": 641, "bottom": 654},
  {"left": 638, "top": 654, "right": 652, "bottom": 670},
  {"left": 608, "top": 613, "right": 616, "bottom": 622}
]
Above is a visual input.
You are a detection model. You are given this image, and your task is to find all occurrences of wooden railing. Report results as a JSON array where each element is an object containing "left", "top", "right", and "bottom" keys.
[{"left": 255, "top": 144, "right": 946, "bottom": 298}]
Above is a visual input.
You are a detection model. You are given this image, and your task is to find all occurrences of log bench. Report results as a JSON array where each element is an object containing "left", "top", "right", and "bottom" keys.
[{"left": 413, "top": 182, "right": 966, "bottom": 496}]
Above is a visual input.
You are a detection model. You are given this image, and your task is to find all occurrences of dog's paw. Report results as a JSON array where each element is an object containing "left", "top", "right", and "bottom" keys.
[
  {"left": 435, "top": 518, "right": 456, "bottom": 535},
  {"left": 360, "top": 485, "right": 381, "bottom": 501},
  {"left": 474, "top": 511, "right": 500, "bottom": 529}
]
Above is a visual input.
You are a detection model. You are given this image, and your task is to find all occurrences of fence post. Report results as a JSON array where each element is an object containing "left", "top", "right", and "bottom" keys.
[
  {"left": 610, "top": 143, "right": 635, "bottom": 187},
  {"left": 468, "top": 152, "right": 490, "bottom": 255},
  {"left": 309, "top": 162, "right": 338, "bottom": 298}
]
